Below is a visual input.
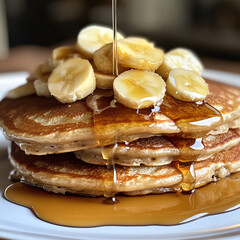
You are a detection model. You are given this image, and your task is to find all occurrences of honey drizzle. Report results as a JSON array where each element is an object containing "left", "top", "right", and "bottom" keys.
[
  {"left": 177, "top": 161, "right": 196, "bottom": 193},
  {"left": 161, "top": 95, "right": 222, "bottom": 136},
  {"left": 167, "top": 137, "right": 206, "bottom": 192},
  {"left": 101, "top": 143, "right": 118, "bottom": 203}
]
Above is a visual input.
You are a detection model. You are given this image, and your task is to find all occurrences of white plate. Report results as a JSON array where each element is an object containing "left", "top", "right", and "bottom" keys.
[{"left": 0, "top": 70, "right": 240, "bottom": 240}]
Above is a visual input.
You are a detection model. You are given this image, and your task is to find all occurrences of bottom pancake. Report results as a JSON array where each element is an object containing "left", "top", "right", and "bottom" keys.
[{"left": 9, "top": 142, "right": 240, "bottom": 196}]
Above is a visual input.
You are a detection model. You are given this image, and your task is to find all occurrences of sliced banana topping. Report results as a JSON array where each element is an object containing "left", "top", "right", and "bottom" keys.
[
  {"left": 113, "top": 69, "right": 166, "bottom": 109},
  {"left": 34, "top": 79, "right": 51, "bottom": 97},
  {"left": 27, "top": 61, "right": 52, "bottom": 82},
  {"left": 22, "top": 26, "right": 208, "bottom": 106},
  {"left": 51, "top": 45, "right": 81, "bottom": 67},
  {"left": 48, "top": 58, "right": 96, "bottom": 103},
  {"left": 156, "top": 48, "right": 204, "bottom": 79},
  {"left": 95, "top": 72, "right": 115, "bottom": 89},
  {"left": 6, "top": 82, "right": 36, "bottom": 99},
  {"left": 77, "top": 25, "right": 124, "bottom": 59},
  {"left": 93, "top": 43, "right": 127, "bottom": 75},
  {"left": 111, "top": 37, "right": 164, "bottom": 72},
  {"left": 52, "top": 45, "right": 77, "bottom": 61},
  {"left": 166, "top": 68, "right": 209, "bottom": 102}
]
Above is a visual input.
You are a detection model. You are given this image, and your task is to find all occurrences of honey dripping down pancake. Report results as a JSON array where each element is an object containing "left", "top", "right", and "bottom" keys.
[{"left": 1, "top": 19, "right": 240, "bottom": 227}]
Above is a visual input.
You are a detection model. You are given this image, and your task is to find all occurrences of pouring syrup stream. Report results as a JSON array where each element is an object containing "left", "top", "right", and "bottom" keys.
[{"left": 112, "top": 0, "right": 118, "bottom": 76}]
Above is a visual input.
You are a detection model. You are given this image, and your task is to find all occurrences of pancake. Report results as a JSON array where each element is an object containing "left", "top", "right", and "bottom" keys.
[
  {"left": 9, "top": 142, "right": 240, "bottom": 196},
  {"left": 0, "top": 80, "right": 240, "bottom": 155},
  {"left": 75, "top": 129, "right": 240, "bottom": 166}
]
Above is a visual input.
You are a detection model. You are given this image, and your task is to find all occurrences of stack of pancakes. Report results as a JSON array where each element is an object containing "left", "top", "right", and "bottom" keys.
[{"left": 0, "top": 78, "right": 240, "bottom": 196}]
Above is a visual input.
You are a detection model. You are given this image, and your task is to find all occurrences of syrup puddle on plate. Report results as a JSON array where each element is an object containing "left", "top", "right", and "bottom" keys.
[{"left": 4, "top": 171, "right": 240, "bottom": 227}]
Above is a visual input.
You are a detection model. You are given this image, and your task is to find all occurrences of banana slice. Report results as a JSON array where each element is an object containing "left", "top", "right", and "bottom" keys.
[
  {"left": 77, "top": 25, "right": 124, "bottom": 59},
  {"left": 48, "top": 58, "right": 96, "bottom": 103},
  {"left": 27, "top": 61, "right": 52, "bottom": 82},
  {"left": 51, "top": 45, "right": 82, "bottom": 67},
  {"left": 6, "top": 82, "right": 36, "bottom": 99},
  {"left": 52, "top": 45, "right": 77, "bottom": 61},
  {"left": 34, "top": 79, "right": 51, "bottom": 97},
  {"left": 166, "top": 68, "right": 209, "bottom": 102},
  {"left": 110, "top": 37, "right": 164, "bottom": 72},
  {"left": 113, "top": 69, "right": 166, "bottom": 109},
  {"left": 156, "top": 48, "right": 204, "bottom": 79},
  {"left": 95, "top": 72, "right": 115, "bottom": 89},
  {"left": 93, "top": 43, "right": 127, "bottom": 75},
  {"left": 93, "top": 44, "right": 113, "bottom": 74},
  {"left": 91, "top": 60, "right": 115, "bottom": 89}
]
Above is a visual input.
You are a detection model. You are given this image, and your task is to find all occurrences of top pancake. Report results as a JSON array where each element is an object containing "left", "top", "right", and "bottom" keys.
[{"left": 0, "top": 79, "right": 240, "bottom": 155}]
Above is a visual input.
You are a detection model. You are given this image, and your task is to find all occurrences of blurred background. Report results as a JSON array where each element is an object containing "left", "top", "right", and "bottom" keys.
[{"left": 0, "top": 0, "right": 240, "bottom": 73}]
